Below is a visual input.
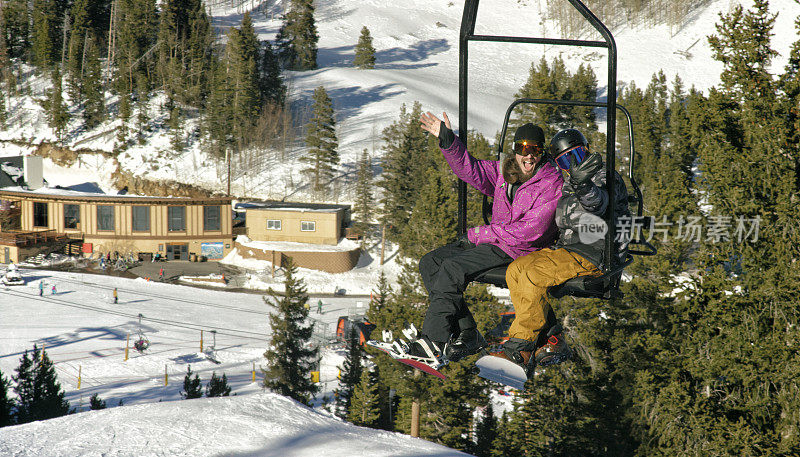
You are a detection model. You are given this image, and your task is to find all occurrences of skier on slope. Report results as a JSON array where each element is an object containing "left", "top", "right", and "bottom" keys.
[
  {"left": 405, "top": 111, "right": 563, "bottom": 364},
  {"left": 488, "top": 128, "right": 631, "bottom": 376}
]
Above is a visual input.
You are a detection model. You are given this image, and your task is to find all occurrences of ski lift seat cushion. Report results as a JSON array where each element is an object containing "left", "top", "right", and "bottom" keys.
[
  {"left": 473, "top": 266, "right": 509, "bottom": 288},
  {"left": 474, "top": 265, "right": 617, "bottom": 299}
]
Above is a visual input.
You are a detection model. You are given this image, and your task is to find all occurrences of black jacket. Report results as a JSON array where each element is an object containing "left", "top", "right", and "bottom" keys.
[{"left": 553, "top": 168, "right": 630, "bottom": 269}]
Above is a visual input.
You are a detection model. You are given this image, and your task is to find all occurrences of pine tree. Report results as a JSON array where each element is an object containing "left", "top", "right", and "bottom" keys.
[
  {"left": 13, "top": 346, "right": 70, "bottom": 424},
  {"left": 490, "top": 411, "right": 512, "bottom": 457},
  {"left": 378, "top": 102, "right": 437, "bottom": 244},
  {"left": 157, "top": 0, "right": 214, "bottom": 106},
  {"left": 365, "top": 270, "right": 392, "bottom": 331},
  {"left": 89, "top": 393, "right": 106, "bottom": 410},
  {"left": 403, "top": 164, "right": 458, "bottom": 260},
  {"left": 0, "top": 368, "right": 13, "bottom": 427},
  {"left": 205, "top": 59, "right": 233, "bottom": 158},
  {"left": 276, "top": 0, "right": 318, "bottom": 70},
  {"left": 0, "top": 84, "right": 7, "bottom": 128},
  {"left": 169, "top": 105, "right": 184, "bottom": 152},
  {"left": 45, "top": 66, "right": 69, "bottom": 143},
  {"left": 333, "top": 330, "right": 363, "bottom": 419},
  {"left": 66, "top": 0, "right": 89, "bottom": 104},
  {"left": 114, "top": 0, "right": 158, "bottom": 123},
  {"left": 81, "top": 32, "right": 104, "bottom": 129},
  {"left": 353, "top": 26, "right": 376, "bottom": 69},
  {"left": 3, "top": 0, "right": 30, "bottom": 59},
  {"left": 11, "top": 348, "right": 34, "bottom": 424},
  {"left": 347, "top": 368, "right": 381, "bottom": 427},
  {"left": 473, "top": 404, "right": 497, "bottom": 457},
  {"left": 420, "top": 361, "right": 488, "bottom": 451},
  {"left": 260, "top": 40, "right": 285, "bottom": 106},
  {"left": 31, "top": 347, "right": 71, "bottom": 421},
  {"left": 184, "top": 0, "right": 214, "bottom": 105},
  {"left": 205, "top": 372, "right": 231, "bottom": 397},
  {"left": 225, "top": 13, "right": 261, "bottom": 150},
  {"left": 31, "top": 0, "right": 58, "bottom": 69},
  {"left": 116, "top": 92, "right": 131, "bottom": 147},
  {"left": 262, "top": 258, "right": 319, "bottom": 405},
  {"left": 181, "top": 365, "right": 203, "bottom": 399},
  {"left": 302, "top": 86, "right": 338, "bottom": 191},
  {"left": 353, "top": 149, "right": 373, "bottom": 245}
]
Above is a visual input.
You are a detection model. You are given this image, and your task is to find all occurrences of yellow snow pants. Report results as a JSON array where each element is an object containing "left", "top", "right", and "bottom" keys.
[{"left": 506, "top": 248, "right": 600, "bottom": 342}]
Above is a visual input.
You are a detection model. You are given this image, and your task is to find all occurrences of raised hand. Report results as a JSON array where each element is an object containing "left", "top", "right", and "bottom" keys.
[{"left": 420, "top": 111, "right": 451, "bottom": 137}]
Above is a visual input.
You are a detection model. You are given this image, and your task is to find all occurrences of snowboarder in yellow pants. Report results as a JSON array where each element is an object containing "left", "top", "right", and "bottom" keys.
[{"left": 505, "top": 248, "right": 599, "bottom": 343}]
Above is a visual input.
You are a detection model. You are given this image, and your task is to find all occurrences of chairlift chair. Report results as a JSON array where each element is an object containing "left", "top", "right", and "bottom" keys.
[
  {"left": 134, "top": 313, "right": 150, "bottom": 353},
  {"left": 457, "top": 0, "right": 657, "bottom": 299}
]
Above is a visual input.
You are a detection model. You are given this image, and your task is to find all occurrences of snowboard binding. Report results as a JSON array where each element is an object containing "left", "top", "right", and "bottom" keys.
[{"left": 367, "top": 323, "right": 448, "bottom": 376}]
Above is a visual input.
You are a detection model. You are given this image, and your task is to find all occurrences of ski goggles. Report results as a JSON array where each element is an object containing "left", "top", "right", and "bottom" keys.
[
  {"left": 512, "top": 141, "right": 544, "bottom": 157},
  {"left": 555, "top": 145, "right": 589, "bottom": 170}
]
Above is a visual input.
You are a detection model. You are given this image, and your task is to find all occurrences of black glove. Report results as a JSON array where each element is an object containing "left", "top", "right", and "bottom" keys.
[
  {"left": 569, "top": 152, "right": 603, "bottom": 189},
  {"left": 457, "top": 231, "right": 474, "bottom": 247},
  {"left": 439, "top": 121, "right": 455, "bottom": 149}
]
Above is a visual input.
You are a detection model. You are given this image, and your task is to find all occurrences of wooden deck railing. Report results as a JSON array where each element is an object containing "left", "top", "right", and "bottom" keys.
[{"left": 0, "top": 230, "right": 82, "bottom": 247}]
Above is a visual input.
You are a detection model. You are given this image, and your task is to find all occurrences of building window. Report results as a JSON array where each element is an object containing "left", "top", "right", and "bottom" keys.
[
  {"left": 204, "top": 206, "right": 221, "bottom": 231},
  {"left": 33, "top": 202, "right": 48, "bottom": 227},
  {"left": 301, "top": 221, "right": 316, "bottom": 232},
  {"left": 64, "top": 204, "right": 80, "bottom": 229},
  {"left": 168, "top": 206, "right": 186, "bottom": 232},
  {"left": 267, "top": 219, "right": 281, "bottom": 230},
  {"left": 132, "top": 206, "right": 150, "bottom": 232},
  {"left": 97, "top": 205, "right": 115, "bottom": 231}
]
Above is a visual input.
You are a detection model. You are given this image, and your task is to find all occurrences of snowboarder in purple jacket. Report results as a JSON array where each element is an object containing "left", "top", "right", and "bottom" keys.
[{"left": 407, "top": 111, "right": 563, "bottom": 363}]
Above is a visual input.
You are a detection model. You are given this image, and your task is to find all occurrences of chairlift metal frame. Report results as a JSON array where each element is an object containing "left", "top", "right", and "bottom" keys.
[{"left": 457, "top": 0, "right": 656, "bottom": 299}]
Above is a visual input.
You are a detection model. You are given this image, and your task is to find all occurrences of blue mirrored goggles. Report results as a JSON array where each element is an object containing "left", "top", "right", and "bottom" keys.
[{"left": 554, "top": 145, "right": 589, "bottom": 170}]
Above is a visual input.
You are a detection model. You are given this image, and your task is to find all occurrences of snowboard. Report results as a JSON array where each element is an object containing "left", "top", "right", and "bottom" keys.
[
  {"left": 366, "top": 340, "right": 447, "bottom": 380},
  {"left": 473, "top": 354, "right": 528, "bottom": 390}
]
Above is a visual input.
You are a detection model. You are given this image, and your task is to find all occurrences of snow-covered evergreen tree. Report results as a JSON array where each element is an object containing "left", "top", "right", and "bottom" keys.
[
  {"left": 205, "top": 372, "right": 231, "bottom": 397},
  {"left": 302, "top": 86, "right": 338, "bottom": 191},
  {"left": 333, "top": 331, "right": 362, "bottom": 419},
  {"left": 89, "top": 393, "right": 106, "bottom": 410},
  {"left": 276, "top": 0, "right": 318, "bottom": 70},
  {"left": 181, "top": 365, "right": 203, "bottom": 399},
  {"left": 353, "top": 26, "right": 376, "bottom": 69},
  {"left": 347, "top": 368, "right": 381, "bottom": 427},
  {"left": 0, "top": 368, "right": 13, "bottom": 427},
  {"left": 262, "top": 258, "right": 319, "bottom": 405}
]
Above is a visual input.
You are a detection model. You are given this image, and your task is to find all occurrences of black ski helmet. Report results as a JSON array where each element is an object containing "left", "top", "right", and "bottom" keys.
[{"left": 549, "top": 128, "right": 588, "bottom": 156}]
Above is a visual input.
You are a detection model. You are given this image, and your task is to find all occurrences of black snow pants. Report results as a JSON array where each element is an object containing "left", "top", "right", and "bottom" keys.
[{"left": 419, "top": 238, "right": 513, "bottom": 343}]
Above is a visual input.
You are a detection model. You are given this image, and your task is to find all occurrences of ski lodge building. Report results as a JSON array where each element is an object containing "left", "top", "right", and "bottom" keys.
[
  {"left": 0, "top": 155, "right": 361, "bottom": 272},
  {"left": 0, "top": 188, "right": 234, "bottom": 264},
  {"left": 0, "top": 155, "right": 234, "bottom": 263}
]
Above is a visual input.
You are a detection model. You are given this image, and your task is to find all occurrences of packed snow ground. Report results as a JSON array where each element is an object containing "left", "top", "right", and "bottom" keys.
[
  {"left": 0, "top": 266, "right": 475, "bottom": 455},
  {"left": 0, "top": 392, "right": 467, "bottom": 457}
]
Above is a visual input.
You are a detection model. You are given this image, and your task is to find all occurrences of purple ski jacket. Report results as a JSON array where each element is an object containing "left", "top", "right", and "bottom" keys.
[{"left": 441, "top": 136, "right": 563, "bottom": 259}]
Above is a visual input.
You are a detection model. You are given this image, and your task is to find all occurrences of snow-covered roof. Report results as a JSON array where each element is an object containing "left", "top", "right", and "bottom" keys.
[
  {"left": 246, "top": 206, "right": 340, "bottom": 213},
  {"left": 0, "top": 162, "right": 23, "bottom": 180},
  {"left": 0, "top": 187, "right": 233, "bottom": 204},
  {"left": 235, "top": 235, "right": 359, "bottom": 252},
  {"left": 236, "top": 201, "right": 349, "bottom": 212}
]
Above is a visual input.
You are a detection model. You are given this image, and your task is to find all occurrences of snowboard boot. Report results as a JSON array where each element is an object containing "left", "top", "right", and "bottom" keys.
[
  {"left": 406, "top": 335, "right": 445, "bottom": 363},
  {"left": 487, "top": 337, "right": 537, "bottom": 377},
  {"left": 444, "top": 327, "right": 488, "bottom": 362},
  {"left": 533, "top": 324, "right": 572, "bottom": 367}
]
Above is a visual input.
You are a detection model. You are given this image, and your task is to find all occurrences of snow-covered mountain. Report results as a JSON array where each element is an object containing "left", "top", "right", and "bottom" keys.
[{"left": 2, "top": 0, "right": 800, "bottom": 201}]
